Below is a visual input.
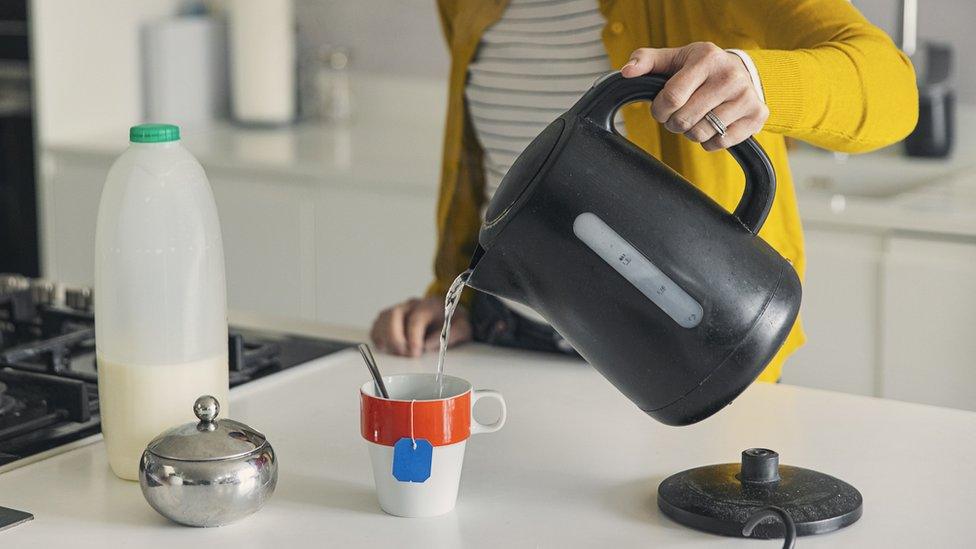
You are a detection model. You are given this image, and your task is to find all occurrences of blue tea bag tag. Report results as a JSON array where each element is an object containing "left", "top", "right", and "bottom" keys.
[{"left": 392, "top": 438, "right": 433, "bottom": 483}]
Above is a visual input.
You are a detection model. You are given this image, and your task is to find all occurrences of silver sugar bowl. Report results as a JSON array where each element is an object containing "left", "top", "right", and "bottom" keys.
[{"left": 139, "top": 395, "right": 277, "bottom": 527}]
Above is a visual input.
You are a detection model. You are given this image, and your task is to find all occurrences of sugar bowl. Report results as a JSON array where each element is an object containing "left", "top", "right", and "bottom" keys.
[{"left": 139, "top": 395, "right": 277, "bottom": 527}]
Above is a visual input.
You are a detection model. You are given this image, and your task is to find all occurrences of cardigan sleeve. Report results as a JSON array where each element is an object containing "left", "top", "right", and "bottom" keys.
[
  {"left": 744, "top": 0, "right": 919, "bottom": 153},
  {"left": 435, "top": 0, "right": 454, "bottom": 44}
]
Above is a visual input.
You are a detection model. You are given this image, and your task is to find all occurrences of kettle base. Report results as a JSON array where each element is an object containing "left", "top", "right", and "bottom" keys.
[{"left": 657, "top": 448, "right": 862, "bottom": 539}]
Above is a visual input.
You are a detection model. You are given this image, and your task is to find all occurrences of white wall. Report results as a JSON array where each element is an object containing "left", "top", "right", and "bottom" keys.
[
  {"left": 294, "top": 0, "right": 449, "bottom": 80},
  {"left": 30, "top": 0, "right": 184, "bottom": 145}
]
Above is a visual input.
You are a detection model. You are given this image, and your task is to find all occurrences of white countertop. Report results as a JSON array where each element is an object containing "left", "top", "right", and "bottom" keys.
[
  {"left": 790, "top": 116, "right": 976, "bottom": 238},
  {"left": 1, "top": 317, "right": 974, "bottom": 547}
]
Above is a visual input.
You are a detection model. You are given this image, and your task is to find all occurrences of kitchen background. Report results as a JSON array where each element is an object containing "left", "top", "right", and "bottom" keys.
[{"left": 6, "top": 0, "right": 975, "bottom": 412}]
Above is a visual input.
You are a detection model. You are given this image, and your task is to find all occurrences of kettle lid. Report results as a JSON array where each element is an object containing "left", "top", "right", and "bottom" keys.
[{"left": 483, "top": 118, "right": 565, "bottom": 231}]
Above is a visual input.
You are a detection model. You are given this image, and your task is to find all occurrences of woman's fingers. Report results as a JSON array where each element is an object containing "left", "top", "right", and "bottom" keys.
[
  {"left": 371, "top": 302, "right": 410, "bottom": 355},
  {"left": 702, "top": 114, "right": 766, "bottom": 151},
  {"left": 424, "top": 332, "right": 440, "bottom": 353},
  {"left": 622, "top": 42, "right": 769, "bottom": 150},
  {"left": 369, "top": 315, "right": 385, "bottom": 351},
  {"left": 646, "top": 43, "right": 725, "bottom": 124},
  {"left": 386, "top": 304, "right": 410, "bottom": 355},
  {"left": 651, "top": 66, "right": 711, "bottom": 125},
  {"left": 423, "top": 307, "right": 472, "bottom": 352},
  {"left": 664, "top": 68, "right": 750, "bottom": 134},
  {"left": 405, "top": 303, "right": 437, "bottom": 358},
  {"left": 621, "top": 47, "right": 681, "bottom": 79},
  {"left": 449, "top": 311, "right": 473, "bottom": 345},
  {"left": 371, "top": 297, "right": 474, "bottom": 358},
  {"left": 683, "top": 97, "right": 751, "bottom": 143}
]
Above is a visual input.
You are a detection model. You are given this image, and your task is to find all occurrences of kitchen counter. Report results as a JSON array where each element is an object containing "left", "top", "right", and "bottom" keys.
[
  {"left": 42, "top": 73, "right": 446, "bottom": 195},
  {"left": 1, "top": 315, "right": 974, "bottom": 547}
]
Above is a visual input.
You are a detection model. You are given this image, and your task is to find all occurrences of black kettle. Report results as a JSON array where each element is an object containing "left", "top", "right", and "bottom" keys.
[{"left": 466, "top": 73, "right": 801, "bottom": 426}]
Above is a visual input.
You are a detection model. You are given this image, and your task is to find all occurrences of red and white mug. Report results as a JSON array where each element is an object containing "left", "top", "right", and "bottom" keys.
[{"left": 360, "top": 373, "right": 506, "bottom": 517}]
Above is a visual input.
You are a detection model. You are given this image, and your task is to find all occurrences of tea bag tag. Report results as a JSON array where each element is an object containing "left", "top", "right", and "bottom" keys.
[{"left": 392, "top": 438, "right": 432, "bottom": 482}]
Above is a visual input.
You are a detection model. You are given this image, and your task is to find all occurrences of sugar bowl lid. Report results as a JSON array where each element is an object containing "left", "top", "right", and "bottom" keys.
[{"left": 145, "top": 395, "right": 268, "bottom": 461}]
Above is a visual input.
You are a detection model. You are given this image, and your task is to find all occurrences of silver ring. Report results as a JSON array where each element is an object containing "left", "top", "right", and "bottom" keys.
[{"left": 705, "top": 111, "right": 727, "bottom": 137}]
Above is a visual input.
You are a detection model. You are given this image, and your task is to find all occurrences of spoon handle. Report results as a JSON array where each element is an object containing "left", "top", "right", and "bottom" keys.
[{"left": 358, "top": 344, "right": 390, "bottom": 399}]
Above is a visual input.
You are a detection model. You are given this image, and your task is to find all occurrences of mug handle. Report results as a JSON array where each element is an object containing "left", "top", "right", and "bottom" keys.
[{"left": 470, "top": 389, "right": 507, "bottom": 434}]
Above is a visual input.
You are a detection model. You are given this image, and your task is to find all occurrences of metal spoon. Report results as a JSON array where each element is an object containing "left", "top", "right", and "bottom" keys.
[{"left": 358, "top": 343, "right": 389, "bottom": 399}]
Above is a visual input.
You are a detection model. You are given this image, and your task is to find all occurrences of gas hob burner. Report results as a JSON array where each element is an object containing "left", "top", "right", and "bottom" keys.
[
  {"left": 0, "top": 382, "right": 20, "bottom": 417},
  {"left": 658, "top": 448, "right": 862, "bottom": 544},
  {"left": 0, "top": 275, "right": 352, "bottom": 468}
]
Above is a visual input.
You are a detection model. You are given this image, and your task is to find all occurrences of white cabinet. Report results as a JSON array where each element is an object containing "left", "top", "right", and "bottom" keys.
[
  {"left": 880, "top": 236, "right": 976, "bottom": 410},
  {"left": 209, "top": 175, "right": 317, "bottom": 320},
  {"left": 40, "top": 153, "right": 109, "bottom": 286},
  {"left": 314, "top": 186, "right": 436, "bottom": 328},
  {"left": 782, "top": 228, "right": 883, "bottom": 396}
]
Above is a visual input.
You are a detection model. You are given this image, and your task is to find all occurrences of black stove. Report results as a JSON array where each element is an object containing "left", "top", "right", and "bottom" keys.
[{"left": 0, "top": 274, "right": 352, "bottom": 467}]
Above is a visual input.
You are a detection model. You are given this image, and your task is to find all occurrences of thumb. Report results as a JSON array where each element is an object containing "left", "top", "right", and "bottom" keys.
[{"left": 621, "top": 47, "right": 681, "bottom": 78}]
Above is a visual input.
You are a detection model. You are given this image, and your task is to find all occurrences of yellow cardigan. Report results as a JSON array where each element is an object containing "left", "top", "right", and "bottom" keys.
[{"left": 428, "top": 0, "right": 918, "bottom": 381}]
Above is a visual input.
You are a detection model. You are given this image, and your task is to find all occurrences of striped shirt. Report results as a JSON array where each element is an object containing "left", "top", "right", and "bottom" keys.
[
  {"left": 466, "top": 0, "right": 619, "bottom": 324},
  {"left": 466, "top": 0, "right": 622, "bottom": 203}
]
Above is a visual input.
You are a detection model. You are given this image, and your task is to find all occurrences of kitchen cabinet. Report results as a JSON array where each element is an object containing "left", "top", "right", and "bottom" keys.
[
  {"left": 781, "top": 227, "right": 883, "bottom": 396},
  {"left": 209, "top": 175, "right": 317, "bottom": 320},
  {"left": 314, "top": 186, "right": 435, "bottom": 327},
  {"left": 38, "top": 152, "right": 107, "bottom": 286},
  {"left": 880, "top": 235, "right": 976, "bottom": 410}
]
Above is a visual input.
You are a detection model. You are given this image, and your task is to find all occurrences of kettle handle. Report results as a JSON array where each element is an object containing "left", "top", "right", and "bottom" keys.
[{"left": 575, "top": 72, "right": 776, "bottom": 235}]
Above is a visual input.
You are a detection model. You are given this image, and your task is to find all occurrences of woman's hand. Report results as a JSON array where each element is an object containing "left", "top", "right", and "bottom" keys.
[
  {"left": 621, "top": 42, "right": 768, "bottom": 151},
  {"left": 370, "top": 296, "right": 473, "bottom": 357}
]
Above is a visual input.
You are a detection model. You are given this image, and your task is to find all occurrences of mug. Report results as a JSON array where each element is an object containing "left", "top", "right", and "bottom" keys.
[{"left": 360, "top": 373, "right": 506, "bottom": 517}]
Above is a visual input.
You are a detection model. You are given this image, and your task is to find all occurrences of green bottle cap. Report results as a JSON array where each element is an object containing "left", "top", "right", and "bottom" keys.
[{"left": 129, "top": 123, "right": 180, "bottom": 143}]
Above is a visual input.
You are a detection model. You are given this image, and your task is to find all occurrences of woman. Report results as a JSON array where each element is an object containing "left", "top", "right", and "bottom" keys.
[{"left": 371, "top": 0, "right": 918, "bottom": 382}]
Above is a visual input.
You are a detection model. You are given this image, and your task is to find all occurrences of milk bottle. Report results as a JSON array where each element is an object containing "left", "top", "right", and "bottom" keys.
[{"left": 94, "top": 124, "right": 229, "bottom": 480}]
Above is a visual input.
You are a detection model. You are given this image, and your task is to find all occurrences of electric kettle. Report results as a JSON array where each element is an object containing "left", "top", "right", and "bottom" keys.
[{"left": 466, "top": 72, "right": 801, "bottom": 426}]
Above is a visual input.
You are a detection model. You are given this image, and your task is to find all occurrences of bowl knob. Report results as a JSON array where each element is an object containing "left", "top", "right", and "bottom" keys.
[{"left": 194, "top": 395, "right": 220, "bottom": 426}]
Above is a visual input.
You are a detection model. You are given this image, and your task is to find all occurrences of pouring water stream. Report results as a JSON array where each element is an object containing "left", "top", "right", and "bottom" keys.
[{"left": 436, "top": 270, "right": 472, "bottom": 397}]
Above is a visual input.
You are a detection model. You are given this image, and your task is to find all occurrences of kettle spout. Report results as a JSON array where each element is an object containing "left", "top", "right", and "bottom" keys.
[
  {"left": 467, "top": 244, "right": 486, "bottom": 272},
  {"left": 465, "top": 244, "right": 520, "bottom": 303}
]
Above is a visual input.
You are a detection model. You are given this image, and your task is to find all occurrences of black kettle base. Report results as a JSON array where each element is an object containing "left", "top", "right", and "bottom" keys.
[{"left": 657, "top": 448, "right": 862, "bottom": 539}]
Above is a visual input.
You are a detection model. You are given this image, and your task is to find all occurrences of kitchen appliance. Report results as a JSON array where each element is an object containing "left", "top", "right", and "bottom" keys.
[
  {"left": 140, "top": 395, "right": 276, "bottom": 527},
  {"left": 658, "top": 448, "right": 862, "bottom": 544},
  {"left": 227, "top": 0, "right": 296, "bottom": 125},
  {"left": 904, "top": 42, "right": 954, "bottom": 158},
  {"left": 897, "top": 0, "right": 954, "bottom": 158},
  {"left": 0, "top": 273, "right": 351, "bottom": 469},
  {"left": 466, "top": 72, "right": 801, "bottom": 426},
  {"left": 141, "top": 16, "right": 228, "bottom": 128}
]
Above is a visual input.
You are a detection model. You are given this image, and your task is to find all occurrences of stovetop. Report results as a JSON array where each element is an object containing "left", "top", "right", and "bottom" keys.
[{"left": 0, "top": 274, "right": 352, "bottom": 467}]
